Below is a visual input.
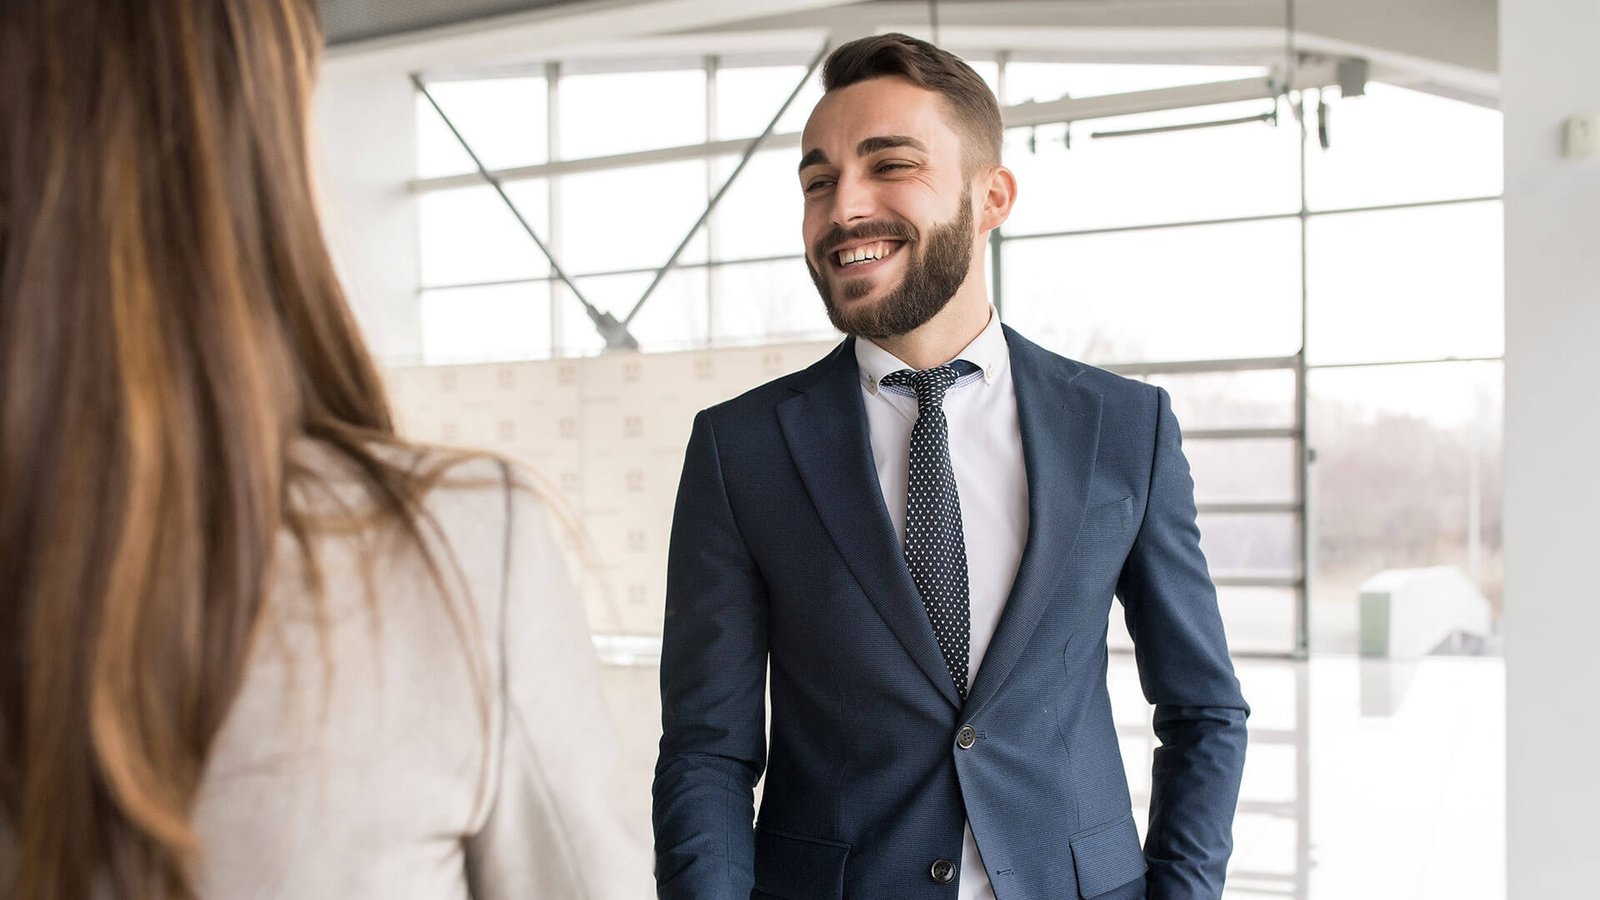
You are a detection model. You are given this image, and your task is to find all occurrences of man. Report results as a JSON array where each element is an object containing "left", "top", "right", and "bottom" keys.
[{"left": 654, "top": 33, "right": 1248, "bottom": 900}]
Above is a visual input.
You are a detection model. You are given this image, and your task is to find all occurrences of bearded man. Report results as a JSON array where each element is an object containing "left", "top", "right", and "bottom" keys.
[{"left": 654, "top": 33, "right": 1249, "bottom": 900}]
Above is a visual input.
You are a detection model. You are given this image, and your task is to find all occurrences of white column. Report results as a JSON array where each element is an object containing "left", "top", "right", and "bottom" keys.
[
  {"left": 1503, "top": 1, "right": 1600, "bottom": 895},
  {"left": 311, "top": 59, "right": 423, "bottom": 364}
]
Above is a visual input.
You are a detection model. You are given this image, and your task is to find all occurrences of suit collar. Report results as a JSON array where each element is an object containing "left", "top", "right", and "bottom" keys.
[
  {"left": 778, "top": 330, "right": 1104, "bottom": 715},
  {"left": 778, "top": 341, "right": 967, "bottom": 709},
  {"left": 963, "top": 327, "right": 1103, "bottom": 717}
]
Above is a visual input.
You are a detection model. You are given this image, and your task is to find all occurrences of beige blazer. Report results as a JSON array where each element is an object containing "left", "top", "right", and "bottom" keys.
[{"left": 4, "top": 449, "right": 652, "bottom": 899}]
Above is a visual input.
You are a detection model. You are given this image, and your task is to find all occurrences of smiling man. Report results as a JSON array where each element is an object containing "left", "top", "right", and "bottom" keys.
[{"left": 654, "top": 34, "right": 1248, "bottom": 900}]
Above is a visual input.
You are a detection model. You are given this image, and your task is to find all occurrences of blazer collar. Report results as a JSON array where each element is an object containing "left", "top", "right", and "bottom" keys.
[
  {"left": 962, "top": 326, "right": 1103, "bottom": 717},
  {"left": 776, "top": 329, "right": 1105, "bottom": 714},
  {"left": 777, "top": 340, "right": 966, "bottom": 708}
]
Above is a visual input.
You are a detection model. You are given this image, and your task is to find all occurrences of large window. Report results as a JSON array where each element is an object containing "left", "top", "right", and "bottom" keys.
[
  {"left": 411, "top": 54, "right": 1504, "bottom": 657},
  {"left": 399, "top": 45, "right": 1506, "bottom": 900}
]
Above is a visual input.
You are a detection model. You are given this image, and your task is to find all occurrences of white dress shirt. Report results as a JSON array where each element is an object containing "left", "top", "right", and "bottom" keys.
[{"left": 854, "top": 308, "right": 1028, "bottom": 900}]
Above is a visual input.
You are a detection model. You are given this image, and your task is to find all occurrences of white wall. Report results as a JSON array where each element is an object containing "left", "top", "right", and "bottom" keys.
[
  {"left": 314, "top": 63, "right": 423, "bottom": 363},
  {"left": 384, "top": 340, "right": 835, "bottom": 635},
  {"left": 1502, "top": 0, "right": 1600, "bottom": 895}
]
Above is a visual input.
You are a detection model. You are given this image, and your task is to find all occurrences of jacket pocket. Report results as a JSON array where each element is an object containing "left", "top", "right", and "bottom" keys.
[
  {"left": 1069, "top": 814, "right": 1146, "bottom": 898},
  {"left": 752, "top": 826, "right": 850, "bottom": 900},
  {"left": 1085, "top": 495, "right": 1133, "bottom": 531}
]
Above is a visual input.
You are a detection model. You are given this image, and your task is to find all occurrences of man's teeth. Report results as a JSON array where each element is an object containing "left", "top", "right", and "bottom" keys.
[{"left": 838, "top": 242, "right": 896, "bottom": 267}]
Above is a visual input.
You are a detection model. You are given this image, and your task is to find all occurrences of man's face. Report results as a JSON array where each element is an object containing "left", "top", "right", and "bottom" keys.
[{"left": 798, "top": 76, "right": 979, "bottom": 339}]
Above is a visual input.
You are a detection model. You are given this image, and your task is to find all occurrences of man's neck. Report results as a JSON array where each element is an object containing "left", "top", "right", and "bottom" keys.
[{"left": 868, "top": 290, "right": 992, "bottom": 371}]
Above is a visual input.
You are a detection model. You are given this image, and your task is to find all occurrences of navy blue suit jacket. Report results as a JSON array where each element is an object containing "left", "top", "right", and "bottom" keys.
[{"left": 654, "top": 327, "right": 1248, "bottom": 900}]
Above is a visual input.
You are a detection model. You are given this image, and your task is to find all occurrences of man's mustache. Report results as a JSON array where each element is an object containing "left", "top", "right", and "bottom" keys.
[{"left": 813, "top": 220, "right": 919, "bottom": 261}]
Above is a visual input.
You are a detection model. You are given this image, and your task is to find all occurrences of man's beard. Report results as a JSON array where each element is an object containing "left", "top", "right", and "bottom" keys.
[{"left": 806, "top": 199, "right": 974, "bottom": 340}]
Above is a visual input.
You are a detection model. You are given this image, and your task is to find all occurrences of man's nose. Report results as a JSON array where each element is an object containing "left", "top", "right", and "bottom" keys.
[{"left": 828, "top": 172, "right": 876, "bottom": 227}]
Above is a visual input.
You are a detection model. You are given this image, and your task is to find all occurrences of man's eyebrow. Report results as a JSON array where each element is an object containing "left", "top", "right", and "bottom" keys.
[
  {"left": 799, "top": 136, "right": 929, "bottom": 174},
  {"left": 857, "top": 135, "right": 928, "bottom": 156}
]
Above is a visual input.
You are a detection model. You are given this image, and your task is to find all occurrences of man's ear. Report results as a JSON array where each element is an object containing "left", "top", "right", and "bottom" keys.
[{"left": 977, "top": 164, "right": 1017, "bottom": 232}]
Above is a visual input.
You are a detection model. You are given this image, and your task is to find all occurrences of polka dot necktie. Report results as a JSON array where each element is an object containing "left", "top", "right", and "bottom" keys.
[{"left": 880, "top": 361, "right": 980, "bottom": 700}]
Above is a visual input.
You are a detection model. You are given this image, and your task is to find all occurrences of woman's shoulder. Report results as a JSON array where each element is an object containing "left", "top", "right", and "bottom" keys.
[
  {"left": 288, "top": 437, "right": 548, "bottom": 521},
  {"left": 284, "top": 438, "right": 564, "bottom": 613}
]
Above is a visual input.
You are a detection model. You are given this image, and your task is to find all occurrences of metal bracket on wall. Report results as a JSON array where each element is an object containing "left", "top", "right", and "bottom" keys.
[{"left": 411, "top": 73, "right": 639, "bottom": 350}]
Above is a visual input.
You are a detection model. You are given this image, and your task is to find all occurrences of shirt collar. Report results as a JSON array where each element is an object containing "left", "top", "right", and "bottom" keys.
[{"left": 855, "top": 305, "right": 1010, "bottom": 395}]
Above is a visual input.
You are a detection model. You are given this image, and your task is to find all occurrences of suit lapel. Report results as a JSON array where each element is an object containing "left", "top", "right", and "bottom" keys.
[
  {"left": 776, "top": 340, "right": 964, "bottom": 710},
  {"left": 964, "top": 327, "right": 1104, "bottom": 717}
]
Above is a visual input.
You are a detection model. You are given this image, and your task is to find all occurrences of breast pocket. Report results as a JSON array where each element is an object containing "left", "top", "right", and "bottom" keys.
[
  {"left": 1083, "top": 496, "right": 1133, "bottom": 533},
  {"left": 752, "top": 826, "right": 850, "bottom": 900}
]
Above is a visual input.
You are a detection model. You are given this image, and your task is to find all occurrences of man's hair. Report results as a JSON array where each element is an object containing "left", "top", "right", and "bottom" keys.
[{"left": 821, "top": 32, "right": 1003, "bottom": 173}]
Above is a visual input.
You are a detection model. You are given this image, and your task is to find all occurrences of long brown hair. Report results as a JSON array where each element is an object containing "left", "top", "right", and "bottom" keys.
[{"left": 0, "top": 2, "right": 452, "bottom": 897}]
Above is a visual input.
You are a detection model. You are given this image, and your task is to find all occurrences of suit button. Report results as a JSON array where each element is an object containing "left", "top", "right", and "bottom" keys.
[
  {"left": 956, "top": 724, "right": 976, "bottom": 750},
  {"left": 930, "top": 858, "right": 957, "bottom": 884}
]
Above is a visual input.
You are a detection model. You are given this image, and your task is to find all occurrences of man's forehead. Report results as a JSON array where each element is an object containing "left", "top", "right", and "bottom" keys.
[{"left": 800, "top": 77, "right": 955, "bottom": 154}]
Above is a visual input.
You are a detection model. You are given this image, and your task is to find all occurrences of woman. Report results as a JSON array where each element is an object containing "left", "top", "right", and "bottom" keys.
[{"left": 0, "top": 1, "right": 649, "bottom": 898}]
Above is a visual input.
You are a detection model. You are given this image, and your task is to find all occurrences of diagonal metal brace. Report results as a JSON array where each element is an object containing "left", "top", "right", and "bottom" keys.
[
  {"left": 411, "top": 73, "right": 638, "bottom": 350},
  {"left": 619, "top": 42, "right": 829, "bottom": 330}
]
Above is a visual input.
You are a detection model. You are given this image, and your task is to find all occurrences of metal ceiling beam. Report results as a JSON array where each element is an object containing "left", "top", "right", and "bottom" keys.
[
  {"left": 409, "top": 60, "right": 1347, "bottom": 193},
  {"left": 411, "top": 72, "right": 639, "bottom": 349}
]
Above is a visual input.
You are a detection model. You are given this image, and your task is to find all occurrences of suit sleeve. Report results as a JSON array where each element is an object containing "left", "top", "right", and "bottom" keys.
[
  {"left": 1115, "top": 386, "right": 1250, "bottom": 900},
  {"left": 652, "top": 411, "right": 768, "bottom": 900}
]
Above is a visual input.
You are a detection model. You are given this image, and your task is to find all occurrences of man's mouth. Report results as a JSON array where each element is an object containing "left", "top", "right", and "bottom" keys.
[{"left": 828, "top": 239, "right": 906, "bottom": 273}]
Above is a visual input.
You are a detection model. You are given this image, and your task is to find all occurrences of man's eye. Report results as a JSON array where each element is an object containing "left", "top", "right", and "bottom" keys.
[
  {"left": 804, "top": 180, "right": 835, "bottom": 193},
  {"left": 877, "top": 163, "right": 912, "bottom": 173}
]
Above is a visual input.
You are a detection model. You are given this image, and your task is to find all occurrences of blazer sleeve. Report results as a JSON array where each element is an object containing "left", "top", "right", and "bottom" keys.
[
  {"left": 464, "top": 472, "right": 653, "bottom": 900},
  {"left": 1115, "top": 385, "right": 1251, "bottom": 900},
  {"left": 652, "top": 411, "right": 769, "bottom": 900}
]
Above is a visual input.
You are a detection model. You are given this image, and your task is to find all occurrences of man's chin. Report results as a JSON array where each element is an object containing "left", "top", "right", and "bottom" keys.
[{"left": 827, "top": 290, "right": 901, "bottom": 338}]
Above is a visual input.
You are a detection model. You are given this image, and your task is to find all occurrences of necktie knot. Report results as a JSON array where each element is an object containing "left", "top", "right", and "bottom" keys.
[{"left": 880, "top": 360, "right": 977, "bottom": 412}]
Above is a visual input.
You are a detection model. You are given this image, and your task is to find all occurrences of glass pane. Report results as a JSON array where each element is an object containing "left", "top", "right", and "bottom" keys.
[
  {"left": 1198, "top": 512, "right": 1299, "bottom": 579},
  {"left": 714, "top": 60, "right": 995, "bottom": 142},
  {"left": 417, "top": 94, "right": 475, "bottom": 179},
  {"left": 710, "top": 150, "right": 803, "bottom": 261},
  {"left": 556, "top": 161, "right": 709, "bottom": 274},
  {"left": 1110, "top": 587, "right": 1296, "bottom": 656},
  {"left": 1003, "top": 62, "right": 1271, "bottom": 104},
  {"left": 560, "top": 69, "right": 706, "bottom": 158},
  {"left": 1001, "top": 219, "right": 1302, "bottom": 365},
  {"left": 1305, "top": 84, "right": 1503, "bottom": 211},
  {"left": 1220, "top": 587, "right": 1299, "bottom": 657},
  {"left": 711, "top": 258, "right": 836, "bottom": 345},
  {"left": 1145, "top": 369, "right": 1299, "bottom": 430},
  {"left": 1308, "top": 360, "right": 1503, "bottom": 654},
  {"left": 419, "top": 183, "right": 550, "bottom": 287},
  {"left": 1003, "top": 99, "right": 1300, "bottom": 234},
  {"left": 1187, "top": 439, "right": 1298, "bottom": 505},
  {"left": 716, "top": 64, "right": 822, "bottom": 139},
  {"left": 572, "top": 270, "right": 708, "bottom": 353},
  {"left": 1233, "top": 657, "right": 1300, "bottom": 732},
  {"left": 968, "top": 60, "right": 1001, "bottom": 98},
  {"left": 1306, "top": 201, "right": 1503, "bottom": 365},
  {"left": 416, "top": 77, "right": 548, "bottom": 178},
  {"left": 419, "top": 283, "right": 551, "bottom": 364}
]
